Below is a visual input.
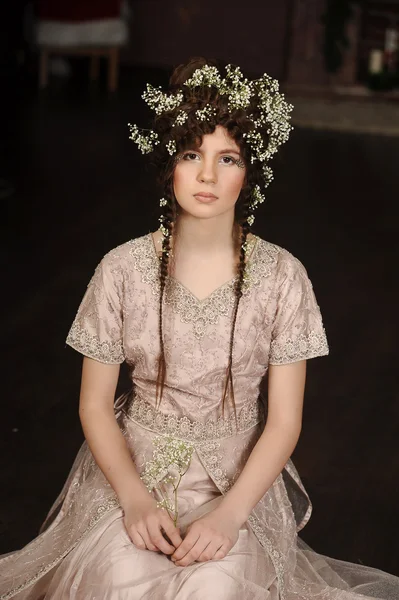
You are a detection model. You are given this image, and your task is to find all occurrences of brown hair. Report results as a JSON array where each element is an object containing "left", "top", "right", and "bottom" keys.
[{"left": 153, "top": 57, "right": 270, "bottom": 418}]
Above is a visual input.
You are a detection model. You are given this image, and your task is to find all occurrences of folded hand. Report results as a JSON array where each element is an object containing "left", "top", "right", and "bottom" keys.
[{"left": 171, "top": 507, "right": 240, "bottom": 567}]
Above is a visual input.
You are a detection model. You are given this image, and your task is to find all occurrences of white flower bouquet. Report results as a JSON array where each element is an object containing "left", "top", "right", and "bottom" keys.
[{"left": 141, "top": 436, "right": 194, "bottom": 526}]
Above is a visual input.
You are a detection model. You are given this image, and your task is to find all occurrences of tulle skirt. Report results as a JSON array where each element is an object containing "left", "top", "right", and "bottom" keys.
[{"left": 1, "top": 414, "right": 399, "bottom": 599}]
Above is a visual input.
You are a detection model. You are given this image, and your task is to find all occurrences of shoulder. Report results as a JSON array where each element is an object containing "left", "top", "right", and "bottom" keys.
[
  {"left": 99, "top": 233, "right": 154, "bottom": 272},
  {"left": 95, "top": 233, "right": 159, "bottom": 294},
  {"left": 254, "top": 236, "right": 309, "bottom": 283}
]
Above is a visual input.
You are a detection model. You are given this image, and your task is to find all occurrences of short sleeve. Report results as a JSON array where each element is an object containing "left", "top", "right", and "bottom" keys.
[
  {"left": 269, "top": 254, "right": 329, "bottom": 365},
  {"left": 66, "top": 255, "right": 125, "bottom": 364}
]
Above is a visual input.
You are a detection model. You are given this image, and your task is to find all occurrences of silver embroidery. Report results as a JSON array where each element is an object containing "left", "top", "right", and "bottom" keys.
[
  {"left": 0, "top": 497, "right": 119, "bottom": 600},
  {"left": 125, "top": 393, "right": 262, "bottom": 442},
  {"left": 165, "top": 279, "right": 237, "bottom": 339},
  {"left": 128, "top": 235, "right": 161, "bottom": 293},
  {"left": 129, "top": 234, "right": 279, "bottom": 339},
  {"left": 196, "top": 440, "right": 231, "bottom": 493},
  {"left": 247, "top": 514, "right": 286, "bottom": 599},
  {"left": 66, "top": 322, "right": 125, "bottom": 364},
  {"left": 269, "top": 330, "right": 329, "bottom": 365}
]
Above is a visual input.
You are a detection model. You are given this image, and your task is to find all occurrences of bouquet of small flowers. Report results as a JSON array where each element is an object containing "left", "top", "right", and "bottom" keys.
[{"left": 140, "top": 435, "right": 194, "bottom": 526}]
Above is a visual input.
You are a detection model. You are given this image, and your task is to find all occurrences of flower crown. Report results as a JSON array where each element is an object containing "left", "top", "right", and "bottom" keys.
[{"left": 128, "top": 64, "right": 293, "bottom": 227}]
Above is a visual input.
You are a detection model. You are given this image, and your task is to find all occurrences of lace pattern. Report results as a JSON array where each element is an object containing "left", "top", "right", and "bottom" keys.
[
  {"left": 196, "top": 440, "right": 230, "bottom": 493},
  {"left": 247, "top": 514, "right": 286, "bottom": 599},
  {"left": 129, "top": 234, "right": 280, "bottom": 339},
  {"left": 66, "top": 321, "right": 125, "bottom": 364},
  {"left": 125, "top": 393, "right": 263, "bottom": 442},
  {"left": 164, "top": 279, "right": 236, "bottom": 339},
  {"left": 269, "top": 330, "right": 329, "bottom": 365},
  {"left": 0, "top": 496, "right": 120, "bottom": 600}
]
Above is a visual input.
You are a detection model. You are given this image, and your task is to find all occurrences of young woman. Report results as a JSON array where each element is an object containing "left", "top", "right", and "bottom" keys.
[{"left": 1, "top": 58, "right": 398, "bottom": 599}]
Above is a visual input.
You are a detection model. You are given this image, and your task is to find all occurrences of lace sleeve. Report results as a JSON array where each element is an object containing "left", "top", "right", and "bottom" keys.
[
  {"left": 66, "top": 254, "right": 125, "bottom": 364},
  {"left": 269, "top": 253, "right": 329, "bottom": 365}
]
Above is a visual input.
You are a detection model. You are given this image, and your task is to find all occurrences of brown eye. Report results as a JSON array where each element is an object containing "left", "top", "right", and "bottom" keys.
[{"left": 182, "top": 152, "right": 199, "bottom": 161}]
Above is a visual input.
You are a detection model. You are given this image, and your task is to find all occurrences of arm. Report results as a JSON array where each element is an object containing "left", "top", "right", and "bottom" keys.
[
  {"left": 218, "top": 360, "right": 306, "bottom": 522},
  {"left": 79, "top": 357, "right": 146, "bottom": 507},
  {"left": 171, "top": 360, "right": 306, "bottom": 566},
  {"left": 79, "top": 356, "right": 182, "bottom": 553}
]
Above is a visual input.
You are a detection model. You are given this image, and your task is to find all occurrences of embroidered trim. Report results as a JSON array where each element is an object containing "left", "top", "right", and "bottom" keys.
[
  {"left": 247, "top": 514, "right": 286, "bottom": 599},
  {"left": 164, "top": 279, "right": 237, "bottom": 339},
  {"left": 196, "top": 440, "right": 231, "bottom": 493},
  {"left": 128, "top": 234, "right": 160, "bottom": 292},
  {"left": 124, "top": 393, "right": 262, "bottom": 442},
  {"left": 269, "top": 330, "right": 329, "bottom": 365},
  {"left": 128, "top": 234, "right": 280, "bottom": 339},
  {"left": 66, "top": 322, "right": 125, "bottom": 364},
  {"left": 0, "top": 498, "right": 119, "bottom": 600}
]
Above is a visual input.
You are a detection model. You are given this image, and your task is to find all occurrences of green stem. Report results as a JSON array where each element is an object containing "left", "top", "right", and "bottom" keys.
[
  {"left": 172, "top": 473, "right": 183, "bottom": 527},
  {"left": 156, "top": 483, "right": 174, "bottom": 522}
]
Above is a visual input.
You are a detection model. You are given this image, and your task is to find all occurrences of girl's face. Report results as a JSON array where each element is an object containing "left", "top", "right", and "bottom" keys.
[{"left": 173, "top": 126, "right": 246, "bottom": 221}]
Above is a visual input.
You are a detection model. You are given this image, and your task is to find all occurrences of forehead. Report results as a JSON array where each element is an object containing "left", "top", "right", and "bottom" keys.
[{"left": 198, "top": 125, "right": 240, "bottom": 152}]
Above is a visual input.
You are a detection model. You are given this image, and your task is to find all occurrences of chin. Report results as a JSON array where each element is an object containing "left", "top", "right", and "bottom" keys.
[{"left": 183, "top": 205, "right": 225, "bottom": 219}]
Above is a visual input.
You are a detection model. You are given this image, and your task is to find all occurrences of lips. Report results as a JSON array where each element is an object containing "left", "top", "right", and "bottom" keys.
[{"left": 194, "top": 192, "right": 218, "bottom": 202}]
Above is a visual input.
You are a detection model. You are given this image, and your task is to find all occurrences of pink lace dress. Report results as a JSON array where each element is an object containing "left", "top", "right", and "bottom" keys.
[{"left": 0, "top": 233, "right": 398, "bottom": 599}]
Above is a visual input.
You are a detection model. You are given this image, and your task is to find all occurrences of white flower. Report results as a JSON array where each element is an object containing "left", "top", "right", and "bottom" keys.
[
  {"left": 130, "top": 63, "right": 294, "bottom": 189},
  {"left": 166, "top": 140, "right": 177, "bottom": 155},
  {"left": 141, "top": 435, "right": 194, "bottom": 526}
]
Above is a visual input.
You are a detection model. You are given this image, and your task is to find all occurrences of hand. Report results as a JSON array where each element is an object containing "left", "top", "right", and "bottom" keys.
[
  {"left": 123, "top": 493, "right": 183, "bottom": 554},
  {"left": 171, "top": 506, "right": 240, "bottom": 567}
]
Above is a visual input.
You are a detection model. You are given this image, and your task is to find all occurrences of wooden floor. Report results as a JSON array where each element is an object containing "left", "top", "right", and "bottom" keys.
[{"left": 1, "top": 66, "right": 398, "bottom": 577}]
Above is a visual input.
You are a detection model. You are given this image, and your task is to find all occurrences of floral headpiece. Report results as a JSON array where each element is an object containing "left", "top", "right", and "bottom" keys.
[{"left": 128, "top": 64, "right": 293, "bottom": 228}]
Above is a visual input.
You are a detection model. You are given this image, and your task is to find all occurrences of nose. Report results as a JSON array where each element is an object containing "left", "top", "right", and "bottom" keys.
[{"left": 197, "top": 158, "right": 217, "bottom": 185}]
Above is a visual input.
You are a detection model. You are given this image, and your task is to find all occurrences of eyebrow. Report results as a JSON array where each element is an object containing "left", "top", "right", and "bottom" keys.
[
  {"left": 217, "top": 148, "right": 241, "bottom": 156},
  {"left": 185, "top": 146, "right": 241, "bottom": 156}
]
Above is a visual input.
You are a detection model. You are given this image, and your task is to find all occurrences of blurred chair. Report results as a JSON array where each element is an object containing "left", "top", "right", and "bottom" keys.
[{"left": 36, "top": 0, "right": 129, "bottom": 92}]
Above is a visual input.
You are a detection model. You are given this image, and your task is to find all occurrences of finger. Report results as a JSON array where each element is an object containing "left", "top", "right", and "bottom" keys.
[
  {"left": 171, "top": 530, "right": 200, "bottom": 562},
  {"left": 174, "top": 537, "right": 209, "bottom": 567},
  {"left": 129, "top": 529, "right": 148, "bottom": 551},
  {"left": 212, "top": 543, "right": 230, "bottom": 561},
  {"left": 197, "top": 539, "right": 223, "bottom": 563},
  {"left": 136, "top": 526, "right": 158, "bottom": 552},
  {"left": 148, "top": 521, "right": 175, "bottom": 555},
  {"left": 161, "top": 514, "right": 183, "bottom": 549}
]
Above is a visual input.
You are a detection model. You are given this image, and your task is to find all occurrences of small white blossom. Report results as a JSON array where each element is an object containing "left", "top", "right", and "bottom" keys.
[
  {"left": 128, "top": 123, "right": 159, "bottom": 154},
  {"left": 130, "top": 63, "right": 294, "bottom": 193},
  {"left": 158, "top": 215, "right": 170, "bottom": 238},
  {"left": 166, "top": 140, "right": 177, "bottom": 155},
  {"left": 184, "top": 65, "right": 221, "bottom": 88},
  {"left": 173, "top": 110, "right": 188, "bottom": 127},
  {"left": 141, "top": 436, "right": 194, "bottom": 526},
  {"left": 195, "top": 104, "right": 216, "bottom": 122},
  {"left": 249, "top": 185, "right": 266, "bottom": 212},
  {"left": 142, "top": 84, "right": 183, "bottom": 115}
]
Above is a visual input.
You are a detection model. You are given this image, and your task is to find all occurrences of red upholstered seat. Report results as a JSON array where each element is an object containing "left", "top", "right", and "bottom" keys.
[{"left": 36, "top": 0, "right": 128, "bottom": 92}]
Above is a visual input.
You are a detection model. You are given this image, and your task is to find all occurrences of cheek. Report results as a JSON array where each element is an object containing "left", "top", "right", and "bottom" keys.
[
  {"left": 173, "top": 165, "right": 188, "bottom": 197},
  {"left": 224, "top": 169, "right": 246, "bottom": 200}
]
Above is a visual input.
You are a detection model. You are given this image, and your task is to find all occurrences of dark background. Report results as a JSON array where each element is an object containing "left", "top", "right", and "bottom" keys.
[{"left": 1, "top": 0, "right": 399, "bottom": 580}]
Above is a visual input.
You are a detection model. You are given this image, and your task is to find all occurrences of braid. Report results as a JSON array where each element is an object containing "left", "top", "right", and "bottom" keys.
[
  {"left": 221, "top": 195, "right": 253, "bottom": 421},
  {"left": 155, "top": 186, "right": 254, "bottom": 419},
  {"left": 155, "top": 194, "right": 176, "bottom": 409}
]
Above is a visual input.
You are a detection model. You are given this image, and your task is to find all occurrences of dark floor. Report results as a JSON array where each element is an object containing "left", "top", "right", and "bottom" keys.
[{"left": 1, "top": 65, "right": 399, "bottom": 577}]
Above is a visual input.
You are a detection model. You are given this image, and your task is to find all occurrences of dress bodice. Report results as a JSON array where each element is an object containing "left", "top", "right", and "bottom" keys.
[{"left": 66, "top": 233, "right": 328, "bottom": 426}]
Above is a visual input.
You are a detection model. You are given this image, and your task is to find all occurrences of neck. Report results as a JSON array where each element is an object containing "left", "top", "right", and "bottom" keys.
[{"left": 174, "top": 211, "right": 238, "bottom": 255}]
